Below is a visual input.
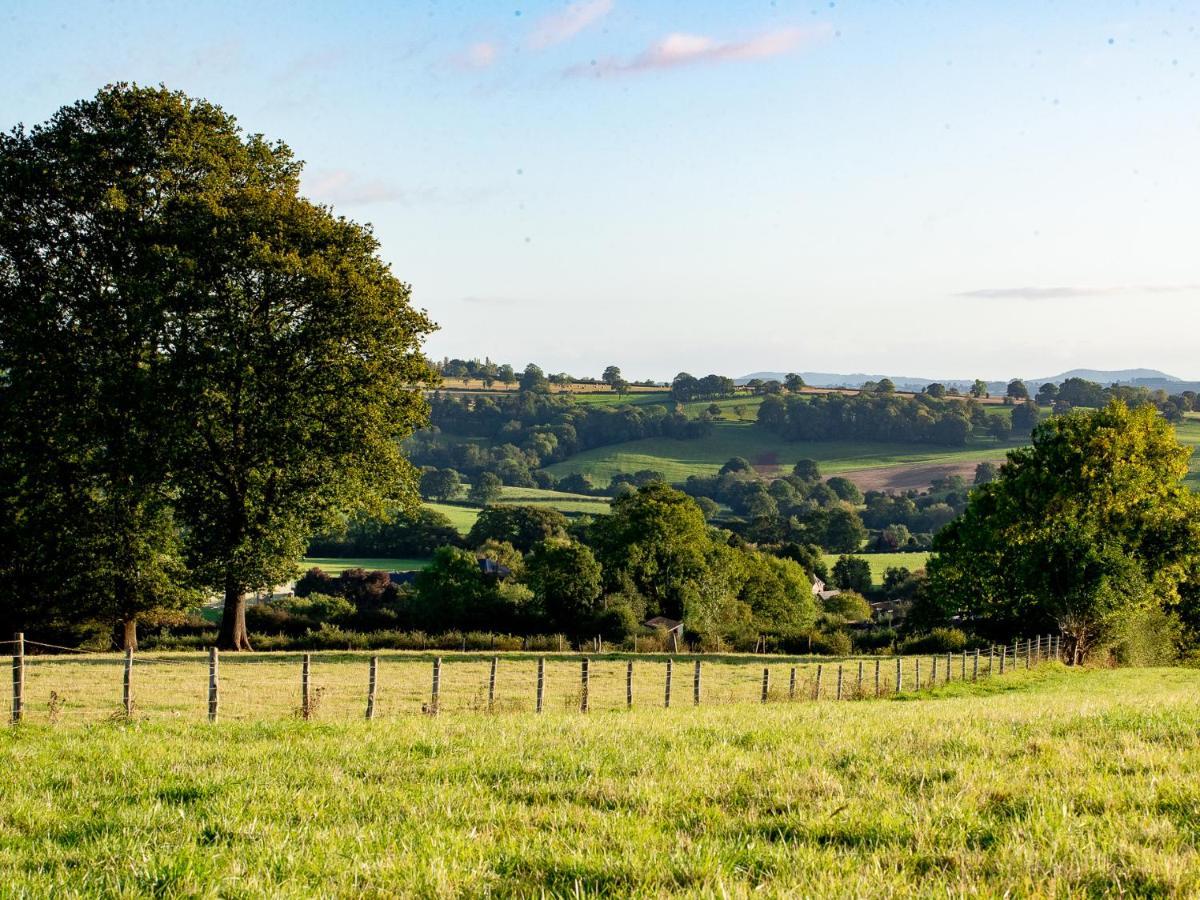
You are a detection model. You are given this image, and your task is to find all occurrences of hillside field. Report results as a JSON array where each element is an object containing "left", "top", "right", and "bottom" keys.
[
  {"left": 544, "top": 421, "right": 1018, "bottom": 486},
  {"left": 821, "top": 551, "right": 933, "bottom": 584},
  {"left": 3, "top": 666, "right": 1199, "bottom": 895}
]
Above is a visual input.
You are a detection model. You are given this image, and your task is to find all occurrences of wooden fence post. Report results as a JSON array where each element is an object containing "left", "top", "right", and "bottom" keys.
[
  {"left": 814, "top": 663, "right": 823, "bottom": 700},
  {"left": 1036, "top": 635, "right": 1042, "bottom": 661},
  {"left": 123, "top": 648, "right": 133, "bottom": 717},
  {"left": 761, "top": 667, "right": 770, "bottom": 703},
  {"left": 207, "top": 647, "right": 219, "bottom": 723},
  {"left": 895, "top": 657, "right": 902, "bottom": 693},
  {"left": 430, "top": 657, "right": 441, "bottom": 716},
  {"left": 302, "top": 653, "right": 312, "bottom": 720},
  {"left": 366, "top": 656, "right": 378, "bottom": 720},
  {"left": 857, "top": 661, "right": 864, "bottom": 698},
  {"left": 626, "top": 660, "right": 633, "bottom": 709},
  {"left": 488, "top": 656, "right": 497, "bottom": 712},
  {"left": 836, "top": 665, "right": 843, "bottom": 701},
  {"left": 874, "top": 658, "right": 880, "bottom": 697},
  {"left": 580, "top": 658, "right": 589, "bottom": 713},
  {"left": 945, "top": 652, "right": 951, "bottom": 683},
  {"left": 989, "top": 646, "right": 994, "bottom": 676},
  {"left": 11, "top": 632, "right": 24, "bottom": 725},
  {"left": 664, "top": 659, "right": 673, "bottom": 708},
  {"left": 931, "top": 654, "right": 938, "bottom": 685},
  {"left": 788, "top": 666, "right": 797, "bottom": 701},
  {"left": 1025, "top": 640, "right": 1031, "bottom": 669},
  {"left": 693, "top": 660, "right": 702, "bottom": 706},
  {"left": 915, "top": 658, "right": 921, "bottom": 690},
  {"left": 1000, "top": 645, "right": 1007, "bottom": 674},
  {"left": 973, "top": 649, "right": 979, "bottom": 681},
  {"left": 960, "top": 651, "right": 967, "bottom": 681},
  {"left": 536, "top": 657, "right": 545, "bottom": 714}
]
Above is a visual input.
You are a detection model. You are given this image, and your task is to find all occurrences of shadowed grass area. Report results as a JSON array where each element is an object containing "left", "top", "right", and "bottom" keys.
[{"left": 2, "top": 666, "right": 1199, "bottom": 895}]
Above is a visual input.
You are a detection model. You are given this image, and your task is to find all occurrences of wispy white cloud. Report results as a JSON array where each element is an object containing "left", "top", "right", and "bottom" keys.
[
  {"left": 452, "top": 41, "right": 501, "bottom": 70},
  {"left": 528, "top": 0, "right": 614, "bottom": 50},
  {"left": 302, "top": 169, "right": 413, "bottom": 206},
  {"left": 957, "top": 284, "right": 1200, "bottom": 300},
  {"left": 568, "top": 24, "right": 829, "bottom": 76}
]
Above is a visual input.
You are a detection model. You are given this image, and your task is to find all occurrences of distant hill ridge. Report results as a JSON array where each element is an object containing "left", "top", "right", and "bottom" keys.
[{"left": 738, "top": 369, "right": 1198, "bottom": 394}]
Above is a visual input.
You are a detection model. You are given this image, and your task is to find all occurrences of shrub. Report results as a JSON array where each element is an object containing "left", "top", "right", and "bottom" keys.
[
  {"left": 898, "top": 627, "right": 968, "bottom": 655},
  {"left": 1105, "top": 606, "right": 1182, "bottom": 666}
]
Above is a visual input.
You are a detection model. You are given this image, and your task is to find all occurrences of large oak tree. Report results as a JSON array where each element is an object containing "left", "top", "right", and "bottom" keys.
[{"left": 0, "top": 85, "right": 435, "bottom": 649}]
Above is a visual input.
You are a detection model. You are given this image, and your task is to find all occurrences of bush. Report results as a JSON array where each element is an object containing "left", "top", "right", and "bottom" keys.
[
  {"left": 898, "top": 627, "right": 967, "bottom": 655},
  {"left": 1105, "top": 606, "right": 1182, "bottom": 666},
  {"left": 852, "top": 627, "right": 898, "bottom": 653}
]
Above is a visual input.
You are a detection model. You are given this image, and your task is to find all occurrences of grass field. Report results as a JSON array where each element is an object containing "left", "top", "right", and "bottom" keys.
[
  {"left": 426, "top": 486, "right": 611, "bottom": 536},
  {"left": 1177, "top": 418, "right": 1200, "bottom": 490},
  {"left": 544, "top": 421, "right": 1021, "bottom": 486},
  {"left": 822, "top": 551, "right": 933, "bottom": 584},
  {"left": 3, "top": 665, "right": 1198, "bottom": 895}
]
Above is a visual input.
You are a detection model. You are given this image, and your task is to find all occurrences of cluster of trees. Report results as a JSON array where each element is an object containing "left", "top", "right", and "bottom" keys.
[
  {"left": 0, "top": 86, "right": 435, "bottom": 650},
  {"left": 669, "top": 372, "right": 739, "bottom": 402},
  {"left": 859, "top": 474, "right": 977, "bottom": 547},
  {"left": 292, "top": 487, "right": 869, "bottom": 647},
  {"left": 1027, "top": 377, "right": 1197, "bottom": 422},
  {"left": 922, "top": 401, "right": 1200, "bottom": 662},
  {"left": 408, "top": 391, "right": 712, "bottom": 486},
  {"left": 757, "top": 392, "right": 1032, "bottom": 447},
  {"left": 681, "top": 459, "right": 868, "bottom": 552}
]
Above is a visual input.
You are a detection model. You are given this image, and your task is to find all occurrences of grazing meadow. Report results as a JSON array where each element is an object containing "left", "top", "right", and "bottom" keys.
[{"left": 2, "top": 666, "right": 1198, "bottom": 896}]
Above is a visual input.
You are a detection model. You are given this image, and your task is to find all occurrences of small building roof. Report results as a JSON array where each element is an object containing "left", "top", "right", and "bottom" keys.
[{"left": 643, "top": 616, "right": 683, "bottom": 632}]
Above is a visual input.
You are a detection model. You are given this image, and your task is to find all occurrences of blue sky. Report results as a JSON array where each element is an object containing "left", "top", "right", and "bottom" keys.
[{"left": 4, "top": 1, "right": 1200, "bottom": 381}]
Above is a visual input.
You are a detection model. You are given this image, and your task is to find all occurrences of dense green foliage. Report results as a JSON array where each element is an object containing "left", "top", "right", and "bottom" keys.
[
  {"left": 928, "top": 402, "right": 1200, "bottom": 660},
  {"left": 757, "top": 392, "right": 1019, "bottom": 446},
  {"left": 0, "top": 85, "right": 434, "bottom": 649}
]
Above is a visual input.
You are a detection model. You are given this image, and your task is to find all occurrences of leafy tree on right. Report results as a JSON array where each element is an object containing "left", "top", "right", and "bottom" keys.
[{"left": 926, "top": 401, "right": 1200, "bottom": 663}]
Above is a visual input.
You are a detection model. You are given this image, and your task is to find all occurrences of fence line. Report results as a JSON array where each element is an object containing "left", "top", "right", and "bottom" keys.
[{"left": 10, "top": 633, "right": 1062, "bottom": 726}]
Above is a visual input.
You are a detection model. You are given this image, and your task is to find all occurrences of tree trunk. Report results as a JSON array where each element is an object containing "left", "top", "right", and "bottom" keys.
[
  {"left": 120, "top": 618, "right": 138, "bottom": 652},
  {"left": 218, "top": 577, "right": 253, "bottom": 651}
]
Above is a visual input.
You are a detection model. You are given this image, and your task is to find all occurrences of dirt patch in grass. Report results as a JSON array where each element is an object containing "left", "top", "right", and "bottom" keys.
[{"left": 837, "top": 460, "right": 1002, "bottom": 493}]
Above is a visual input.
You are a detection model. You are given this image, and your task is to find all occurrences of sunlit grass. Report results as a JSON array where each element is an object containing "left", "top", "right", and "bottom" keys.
[{"left": 2, "top": 666, "right": 1198, "bottom": 895}]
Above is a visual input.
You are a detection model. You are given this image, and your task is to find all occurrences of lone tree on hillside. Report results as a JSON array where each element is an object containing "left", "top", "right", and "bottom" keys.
[
  {"left": 2, "top": 85, "right": 436, "bottom": 651},
  {"left": 927, "top": 401, "right": 1200, "bottom": 662}
]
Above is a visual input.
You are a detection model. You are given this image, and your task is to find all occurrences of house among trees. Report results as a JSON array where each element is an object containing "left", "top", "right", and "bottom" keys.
[{"left": 810, "top": 575, "right": 841, "bottom": 602}]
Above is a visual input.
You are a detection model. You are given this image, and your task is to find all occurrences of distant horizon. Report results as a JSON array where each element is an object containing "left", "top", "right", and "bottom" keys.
[{"left": 430, "top": 358, "right": 1200, "bottom": 387}]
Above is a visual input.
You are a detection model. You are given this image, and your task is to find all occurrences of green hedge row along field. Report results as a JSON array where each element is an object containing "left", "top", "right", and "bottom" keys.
[
  {"left": 9, "top": 649, "right": 1037, "bottom": 725},
  {"left": 2, "top": 667, "right": 1198, "bottom": 895}
]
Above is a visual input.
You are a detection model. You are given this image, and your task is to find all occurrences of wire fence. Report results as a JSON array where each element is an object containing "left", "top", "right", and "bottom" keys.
[{"left": 7, "top": 634, "right": 1062, "bottom": 725}]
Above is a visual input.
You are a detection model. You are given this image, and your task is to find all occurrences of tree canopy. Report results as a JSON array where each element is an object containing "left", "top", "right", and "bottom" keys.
[{"left": 927, "top": 401, "right": 1200, "bottom": 660}]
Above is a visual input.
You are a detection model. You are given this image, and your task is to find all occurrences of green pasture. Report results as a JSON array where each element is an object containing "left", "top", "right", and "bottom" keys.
[
  {"left": 821, "top": 551, "right": 933, "bottom": 585},
  {"left": 3, "top": 666, "right": 1198, "bottom": 895},
  {"left": 545, "top": 421, "right": 1022, "bottom": 485}
]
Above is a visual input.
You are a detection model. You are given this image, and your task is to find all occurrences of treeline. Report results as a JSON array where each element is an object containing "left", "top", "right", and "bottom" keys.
[
  {"left": 408, "top": 391, "right": 712, "bottom": 485},
  {"left": 756, "top": 391, "right": 1037, "bottom": 446},
  {"left": 283, "top": 486, "right": 873, "bottom": 652},
  {"left": 1025, "top": 377, "right": 1197, "bottom": 421}
]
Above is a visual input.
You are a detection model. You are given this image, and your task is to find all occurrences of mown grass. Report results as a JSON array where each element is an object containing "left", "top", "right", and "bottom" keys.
[{"left": 2, "top": 666, "right": 1198, "bottom": 896}]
